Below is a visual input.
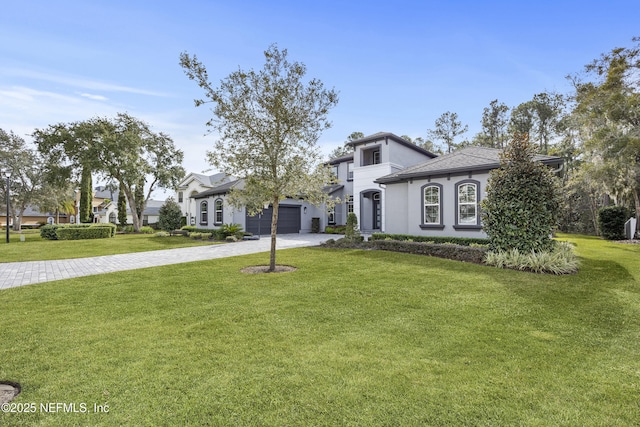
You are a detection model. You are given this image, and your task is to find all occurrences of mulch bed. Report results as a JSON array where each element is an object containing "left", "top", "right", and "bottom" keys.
[{"left": 240, "top": 265, "right": 297, "bottom": 274}]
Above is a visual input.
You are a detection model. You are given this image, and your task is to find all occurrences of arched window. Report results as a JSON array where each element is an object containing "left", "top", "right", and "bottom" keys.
[
  {"left": 455, "top": 180, "right": 481, "bottom": 228},
  {"left": 214, "top": 199, "right": 223, "bottom": 225},
  {"left": 420, "top": 183, "right": 444, "bottom": 229},
  {"left": 200, "top": 201, "right": 208, "bottom": 225}
]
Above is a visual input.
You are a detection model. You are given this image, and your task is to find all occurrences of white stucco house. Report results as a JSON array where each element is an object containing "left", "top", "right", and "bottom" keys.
[
  {"left": 177, "top": 132, "right": 563, "bottom": 237},
  {"left": 91, "top": 186, "right": 164, "bottom": 226},
  {"left": 175, "top": 172, "right": 327, "bottom": 235},
  {"left": 375, "top": 145, "right": 563, "bottom": 238}
]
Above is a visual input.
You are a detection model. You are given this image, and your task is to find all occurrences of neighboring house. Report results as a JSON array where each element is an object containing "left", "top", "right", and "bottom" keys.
[
  {"left": 375, "top": 146, "right": 563, "bottom": 238},
  {"left": 12, "top": 206, "right": 72, "bottom": 226},
  {"left": 92, "top": 186, "right": 118, "bottom": 224},
  {"left": 91, "top": 186, "right": 164, "bottom": 226},
  {"left": 177, "top": 132, "right": 563, "bottom": 237}
]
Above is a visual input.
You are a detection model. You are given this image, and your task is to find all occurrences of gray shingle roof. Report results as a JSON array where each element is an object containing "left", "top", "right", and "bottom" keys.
[
  {"left": 322, "top": 184, "right": 344, "bottom": 195},
  {"left": 346, "top": 132, "right": 437, "bottom": 158},
  {"left": 327, "top": 153, "right": 354, "bottom": 164},
  {"left": 193, "top": 179, "right": 242, "bottom": 199},
  {"left": 375, "top": 146, "right": 563, "bottom": 184}
]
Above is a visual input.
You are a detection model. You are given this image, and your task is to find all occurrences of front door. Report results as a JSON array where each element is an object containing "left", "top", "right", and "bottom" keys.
[{"left": 373, "top": 192, "right": 381, "bottom": 229}]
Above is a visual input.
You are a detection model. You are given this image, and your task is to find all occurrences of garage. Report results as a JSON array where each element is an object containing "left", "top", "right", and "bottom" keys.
[{"left": 246, "top": 205, "right": 301, "bottom": 235}]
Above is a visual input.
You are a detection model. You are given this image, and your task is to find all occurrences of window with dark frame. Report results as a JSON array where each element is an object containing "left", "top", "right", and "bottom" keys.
[
  {"left": 200, "top": 201, "right": 208, "bottom": 225},
  {"left": 214, "top": 199, "right": 223, "bottom": 224}
]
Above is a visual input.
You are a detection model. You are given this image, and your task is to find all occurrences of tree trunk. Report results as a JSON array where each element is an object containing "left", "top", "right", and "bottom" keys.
[
  {"left": 122, "top": 186, "right": 141, "bottom": 232},
  {"left": 269, "top": 198, "right": 279, "bottom": 272}
]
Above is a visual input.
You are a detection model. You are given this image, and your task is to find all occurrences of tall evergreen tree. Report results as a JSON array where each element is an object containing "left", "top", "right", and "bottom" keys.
[
  {"left": 118, "top": 182, "right": 127, "bottom": 227},
  {"left": 79, "top": 167, "right": 92, "bottom": 223}
]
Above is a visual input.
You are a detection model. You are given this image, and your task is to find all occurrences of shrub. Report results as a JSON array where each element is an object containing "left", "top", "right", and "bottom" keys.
[
  {"left": 158, "top": 198, "right": 183, "bottom": 235},
  {"left": 481, "top": 134, "right": 561, "bottom": 253},
  {"left": 485, "top": 241, "right": 578, "bottom": 274},
  {"left": 325, "top": 225, "right": 346, "bottom": 234},
  {"left": 598, "top": 206, "right": 628, "bottom": 240},
  {"left": 369, "top": 240, "right": 487, "bottom": 264},
  {"left": 189, "top": 232, "right": 212, "bottom": 240},
  {"left": 181, "top": 225, "right": 197, "bottom": 232},
  {"left": 370, "top": 233, "right": 489, "bottom": 246},
  {"left": 41, "top": 224, "right": 117, "bottom": 240},
  {"left": 311, "top": 217, "right": 320, "bottom": 233},
  {"left": 139, "top": 226, "right": 155, "bottom": 234},
  {"left": 345, "top": 213, "right": 360, "bottom": 241},
  {"left": 221, "top": 223, "right": 243, "bottom": 237},
  {"left": 40, "top": 224, "right": 59, "bottom": 240},
  {"left": 155, "top": 231, "right": 170, "bottom": 237}
]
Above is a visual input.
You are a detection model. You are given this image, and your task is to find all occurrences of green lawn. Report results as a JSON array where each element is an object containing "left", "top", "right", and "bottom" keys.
[
  {"left": 0, "top": 231, "right": 220, "bottom": 262},
  {"left": 1, "top": 235, "right": 639, "bottom": 425}
]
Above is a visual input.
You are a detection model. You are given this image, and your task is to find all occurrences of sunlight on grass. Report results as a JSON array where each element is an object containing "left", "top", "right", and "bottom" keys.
[{"left": 1, "top": 235, "right": 639, "bottom": 425}]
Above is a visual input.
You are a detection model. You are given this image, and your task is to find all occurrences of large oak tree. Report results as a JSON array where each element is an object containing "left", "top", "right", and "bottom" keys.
[{"left": 34, "top": 114, "right": 185, "bottom": 231}]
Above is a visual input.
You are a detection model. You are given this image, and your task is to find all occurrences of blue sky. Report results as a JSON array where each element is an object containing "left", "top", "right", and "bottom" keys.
[{"left": 1, "top": 0, "right": 637, "bottom": 192}]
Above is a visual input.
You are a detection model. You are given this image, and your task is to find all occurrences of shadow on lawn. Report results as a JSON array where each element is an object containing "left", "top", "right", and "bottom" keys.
[{"left": 497, "top": 257, "right": 635, "bottom": 339}]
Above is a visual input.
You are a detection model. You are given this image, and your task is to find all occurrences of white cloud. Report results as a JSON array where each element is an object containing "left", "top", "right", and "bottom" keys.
[
  {"left": 0, "top": 67, "right": 167, "bottom": 97},
  {"left": 79, "top": 92, "right": 108, "bottom": 101}
]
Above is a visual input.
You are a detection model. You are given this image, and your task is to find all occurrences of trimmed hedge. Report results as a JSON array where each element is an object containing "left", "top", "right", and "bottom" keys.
[
  {"left": 369, "top": 233, "right": 489, "bottom": 247},
  {"left": 322, "top": 237, "right": 487, "bottom": 264},
  {"left": 40, "top": 223, "right": 117, "bottom": 240},
  {"left": 598, "top": 206, "right": 628, "bottom": 240},
  {"left": 368, "top": 240, "right": 487, "bottom": 264},
  {"left": 325, "top": 225, "right": 347, "bottom": 234}
]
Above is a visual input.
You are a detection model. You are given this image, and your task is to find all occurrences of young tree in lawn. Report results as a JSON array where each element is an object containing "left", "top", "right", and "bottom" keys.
[
  {"left": 181, "top": 44, "right": 339, "bottom": 271},
  {"left": 158, "top": 197, "right": 183, "bottom": 235}
]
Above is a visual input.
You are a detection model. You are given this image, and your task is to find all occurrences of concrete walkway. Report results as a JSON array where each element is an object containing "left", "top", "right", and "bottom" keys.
[{"left": 0, "top": 234, "right": 339, "bottom": 290}]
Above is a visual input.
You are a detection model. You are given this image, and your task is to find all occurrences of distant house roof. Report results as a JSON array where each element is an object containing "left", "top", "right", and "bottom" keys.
[
  {"left": 193, "top": 179, "right": 242, "bottom": 199},
  {"left": 375, "top": 146, "right": 563, "bottom": 184},
  {"left": 127, "top": 199, "right": 165, "bottom": 216},
  {"left": 346, "top": 132, "right": 437, "bottom": 158},
  {"left": 20, "top": 206, "right": 68, "bottom": 217},
  {"left": 94, "top": 186, "right": 118, "bottom": 200}
]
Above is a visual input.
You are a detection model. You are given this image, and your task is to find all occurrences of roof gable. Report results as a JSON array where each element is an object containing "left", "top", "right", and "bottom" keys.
[{"left": 346, "top": 132, "right": 437, "bottom": 158}]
